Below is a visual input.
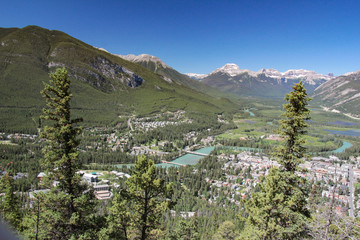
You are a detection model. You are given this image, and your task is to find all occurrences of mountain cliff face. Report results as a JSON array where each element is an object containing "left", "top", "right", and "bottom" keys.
[
  {"left": 0, "top": 26, "right": 237, "bottom": 132},
  {"left": 118, "top": 53, "right": 198, "bottom": 88},
  {"left": 312, "top": 71, "right": 360, "bottom": 116},
  {"left": 186, "top": 64, "right": 333, "bottom": 98}
]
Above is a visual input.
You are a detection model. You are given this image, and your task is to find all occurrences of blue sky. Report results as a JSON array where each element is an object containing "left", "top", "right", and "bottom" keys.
[{"left": 1, "top": 0, "right": 360, "bottom": 75}]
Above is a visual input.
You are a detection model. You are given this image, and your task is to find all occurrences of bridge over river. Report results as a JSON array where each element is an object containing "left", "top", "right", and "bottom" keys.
[
  {"left": 161, "top": 161, "right": 185, "bottom": 167},
  {"left": 184, "top": 151, "right": 209, "bottom": 156}
]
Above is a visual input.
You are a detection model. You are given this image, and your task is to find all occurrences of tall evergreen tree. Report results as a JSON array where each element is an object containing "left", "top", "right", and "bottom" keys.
[
  {"left": 40, "top": 67, "right": 82, "bottom": 194},
  {"left": 212, "top": 220, "right": 237, "bottom": 240},
  {"left": 103, "top": 193, "right": 132, "bottom": 239},
  {"left": 123, "top": 155, "right": 173, "bottom": 240},
  {"left": 24, "top": 68, "right": 97, "bottom": 239},
  {"left": 244, "top": 81, "right": 311, "bottom": 239},
  {"left": 0, "top": 172, "right": 22, "bottom": 231},
  {"left": 274, "top": 80, "right": 311, "bottom": 172},
  {"left": 169, "top": 217, "right": 200, "bottom": 240}
]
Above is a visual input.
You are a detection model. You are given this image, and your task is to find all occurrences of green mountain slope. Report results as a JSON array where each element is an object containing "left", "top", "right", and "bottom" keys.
[{"left": 0, "top": 26, "right": 238, "bottom": 133}]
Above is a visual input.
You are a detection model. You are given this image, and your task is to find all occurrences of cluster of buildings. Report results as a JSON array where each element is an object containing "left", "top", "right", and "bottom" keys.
[
  {"left": 0, "top": 171, "right": 27, "bottom": 180},
  {"left": 1, "top": 132, "right": 37, "bottom": 141},
  {"left": 84, "top": 111, "right": 195, "bottom": 153},
  {"left": 132, "top": 110, "right": 191, "bottom": 132},
  {"left": 133, "top": 119, "right": 186, "bottom": 132},
  {"left": 34, "top": 170, "right": 131, "bottom": 201},
  {"left": 206, "top": 150, "right": 360, "bottom": 217}
]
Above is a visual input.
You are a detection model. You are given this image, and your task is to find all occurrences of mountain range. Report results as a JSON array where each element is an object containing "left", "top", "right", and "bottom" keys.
[
  {"left": 185, "top": 64, "right": 335, "bottom": 98},
  {"left": 186, "top": 64, "right": 334, "bottom": 82}
]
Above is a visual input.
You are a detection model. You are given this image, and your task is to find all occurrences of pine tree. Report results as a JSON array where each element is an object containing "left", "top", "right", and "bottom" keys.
[
  {"left": 124, "top": 155, "right": 173, "bottom": 240},
  {"left": 244, "top": 81, "right": 311, "bottom": 239},
  {"left": 24, "top": 68, "right": 97, "bottom": 239},
  {"left": 40, "top": 67, "right": 83, "bottom": 194},
  {"left": 169, "top": 217, "right": 200, "bottom": 240},
  {"left": 0, "top": 172, "right": 22, "bottom": 231},
  {"left": 274, "top": 80, "right": 311, "bottom": 172},
  {"left": 103, "top": 192, "right": 132, "bottom": 239},
  {"left": 212, "top": 220, "right": 237, "bottom": 240}
]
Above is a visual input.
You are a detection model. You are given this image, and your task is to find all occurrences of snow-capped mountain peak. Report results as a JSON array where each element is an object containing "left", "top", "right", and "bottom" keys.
[
  {"left": 343, "top": 71, "right": 360, "bottom": 76},
  {"left": 211, "top": 63, "right": 257, "bottom": 77},
  {"left": 185, "top": 73, "right": 208, "bottom": 80},
  {"left": 257, "top": 68, "right": 282, "bottom": 78}
]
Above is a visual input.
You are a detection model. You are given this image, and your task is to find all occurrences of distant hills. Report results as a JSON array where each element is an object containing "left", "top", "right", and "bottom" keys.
[
  {"left": 0, "top": 26, "right": 238, "bottom": 132},
  {"left": 185, "top": 63, "right": 334, "bottom": 98},
  {"left": 313, "top": 71, "right": 360, "bottom": 116}
]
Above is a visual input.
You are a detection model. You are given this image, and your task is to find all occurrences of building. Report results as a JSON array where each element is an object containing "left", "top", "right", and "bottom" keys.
[
  {"left": 82, "top": 173, "right": 98, "bottom": 183},
  {"left": 94, "top": 184, "right": 112, "bottom": 200}
]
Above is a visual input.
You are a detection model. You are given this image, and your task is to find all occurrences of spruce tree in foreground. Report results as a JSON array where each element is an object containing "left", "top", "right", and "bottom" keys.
[
  {"left": 129, "top": 155, "right": 173, "bottom": 240},
  {"left": 243, "top": 81, "right": 311, "bottom": 239},
  {"left": 0, "top": 172, "right": 22, "bottom": 231},
  {"left": 23, "top": 68, "right": 97, "bottom": 239},
  {"left": 106, "top": 155, "right": 173, "bottom": 240}
]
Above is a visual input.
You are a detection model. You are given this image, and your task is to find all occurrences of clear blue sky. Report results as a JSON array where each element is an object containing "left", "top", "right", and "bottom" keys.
[{"left": 1, "top": 0, "right": 360, "bottom": 75}]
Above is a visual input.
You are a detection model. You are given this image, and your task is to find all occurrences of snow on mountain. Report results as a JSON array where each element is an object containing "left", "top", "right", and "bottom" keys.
[
  {"left": 211, "top": 63, "right": 258, "bottom": 77},
  {"left": 282, "top": 69, "right": 334, "bottom": 83},
  {"left": 185, "top": 73, "right": 208, "bottom": 80},
  {"left": 188, "top": 63, "right": 335, "bottom": 83},
  {"left": 257, "top": 68, "right": 283, "bottom": 78},
  {"left": 343, "top": 70, "right": 360, "bottom": 76},
  {"left": 118, "top": 54, "right": 169, "bottom": 68},
  {"left": 98, "top": 49, "right": 336, "bottom": 84}
]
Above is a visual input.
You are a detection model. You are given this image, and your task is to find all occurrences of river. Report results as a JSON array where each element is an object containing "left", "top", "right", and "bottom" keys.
[
  {"left": 332, "top": 141, "right": 353, "bottom": 153},
  {"left": 245, "top": 109, "right": 255, "bottom": 116}
]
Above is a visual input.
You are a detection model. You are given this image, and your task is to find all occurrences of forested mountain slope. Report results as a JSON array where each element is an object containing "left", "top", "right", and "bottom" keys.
[{"left": 0, "top": 26, "right": 238, "bottom": 132}]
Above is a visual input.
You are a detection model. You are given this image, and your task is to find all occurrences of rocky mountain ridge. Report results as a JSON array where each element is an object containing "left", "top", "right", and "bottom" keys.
[{"left": 313, "top": 71, "right": 360, "bottom": 116}]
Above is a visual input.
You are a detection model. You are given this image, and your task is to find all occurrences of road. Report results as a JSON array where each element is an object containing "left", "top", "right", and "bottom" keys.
[
  {"left": 348, "top": 165, "right": 355, "bottom": 218},
  {"left": 127, "top": 117, "right": 134, "bottom": 131}
]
